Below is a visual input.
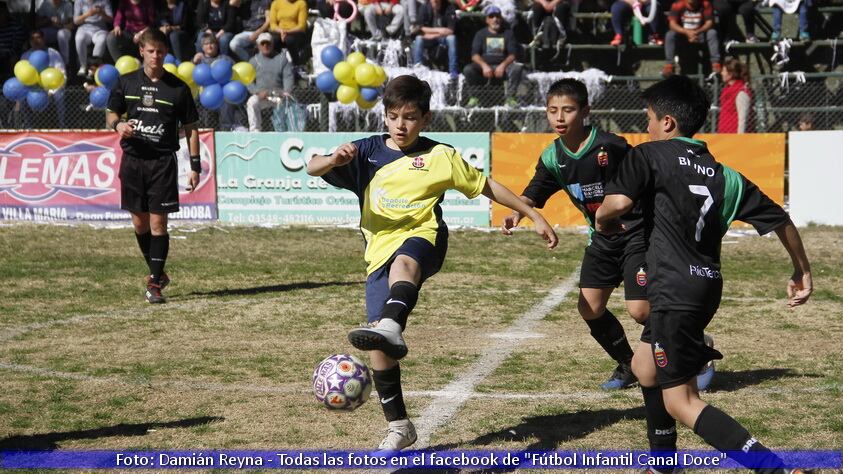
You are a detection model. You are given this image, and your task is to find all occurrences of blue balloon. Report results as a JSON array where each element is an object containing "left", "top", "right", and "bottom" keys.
[
  {"left": 164, "top": 53, "right": 177, "bottom": 65},
  {"left": 3, "top": 77, "right": 29, "bottom": 101},
  {"left": 315, "top": 70, "right": 339, "bottom": 93},
  {"left": 26, "top": 89, "right": 49, "bottom": 111},
  {"left": 360, "top": 87, "right": 379, "bottom": 102},
  {"left": 89, "top": 86, "right": 110, "bottom": 109},
  {"left": 222, "top": 80, "right": 248, "bottom": 105},
  {"left": 200, "top": 83, "right": 224, "bottom": 110},
  {"left": 192, "top": 63, "right": 215, "bottom": 87},
  {"left": 320, "top": 45, "right": 344, "bottom": 70},
  {"left": 97, "top": 64, "right": 120, "bottom": 89},
  {"left": 210, "top": 58, "right": 233, "bottom": 84},
  {"left": 28, "top": 50, "right": 50, "bottom": 72}
]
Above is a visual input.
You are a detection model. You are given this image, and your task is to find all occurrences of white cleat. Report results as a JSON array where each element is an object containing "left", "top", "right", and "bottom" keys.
[
  {"left": 348, "top": 319, "right": 408, "bottom": 360},
  {"left": 376, "top": 419, "right": 417, "bottom": 452}
]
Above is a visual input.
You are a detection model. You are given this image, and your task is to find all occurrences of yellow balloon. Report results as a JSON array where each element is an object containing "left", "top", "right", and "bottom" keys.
[
  {"left": 356, "top": 96, "right": 376, "bottom": 109},
  {"left": 333, "top": 61, "right": 354, "bottom": 85},
  {"left": 14, "top": 60, "right": 39, "bottom": 86},
  {"left": 163, "top": 63, "right": 179, "bottom": 76},
  {"left": 355, "top": 63, "right": 376, "bottom": 87},
  {"left": 115, "top": 55, "right": 140, "bottom": 75},
  {"left": 39, "top": 67, "right": 65, "bottom": 90},
  {"left": 336, "top": 84, "right": 359, "bottom": 104},
  {"left": 231, "top": 69, "right": 241, "bottom": 83},
  {"left": 177, "top": 61, "right": 195, "bottom": 85},
  {"left": 232, "top": 61, "right": 256, "bottom": 85},
  {"left": 373, "top": 65, "right": 387, "bottom": 87},
  {"left": 346, "top": 51, "right": 366, "bottom": 67}
]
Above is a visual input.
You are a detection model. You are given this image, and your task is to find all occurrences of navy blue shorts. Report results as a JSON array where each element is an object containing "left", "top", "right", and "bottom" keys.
[{"left": 365, "top": 233, "right": 447, "bottom": 322}]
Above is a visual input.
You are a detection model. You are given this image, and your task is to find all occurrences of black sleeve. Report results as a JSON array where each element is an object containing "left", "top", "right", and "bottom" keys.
[
  {"left": 605, "top": 145, "right": 651, "bottom": 201},
  {"left": 419, "top": 4, "right": 431, "bottom": 26},
  {"left": 522, "top": 158, "right": 564, "bottom": 209},
  {"left": 223, "top": 1, "right": 239, "bottom": 32},
  {"left": 107, "top": 76, "right": 127, "bottom": 114},
  {"left": 179, "top": 84, "right": 200, "bottom": 126},
  {"left": 196, "top": 0, "right": 208, "bottom": 30},
  {"left": 735, "top": 176, "right": 790, "bottom": 235},
  {"left": 471, "top": 30, "right": 483, "bottom": 57},
  {"left": 444, "top": 4, "right": 457, "bottom": 30}
]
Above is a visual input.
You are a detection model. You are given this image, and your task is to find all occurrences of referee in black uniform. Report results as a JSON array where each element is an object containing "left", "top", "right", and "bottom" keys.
[{"left": 106, "top": 28, "right": 200, "bottom": 304}]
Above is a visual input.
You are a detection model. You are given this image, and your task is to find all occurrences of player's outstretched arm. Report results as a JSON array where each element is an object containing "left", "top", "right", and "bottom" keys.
[
  {"left": 307, "top": 143, "right": 357, "bottom": 177},
  {"left": 595, "top": 194, "right": 633, "bottom": 235},
  {"left": 501, "top": 195, "right": 537, "bottom": 236},
  {"left": 774, "top": 220, "right": 813, "bottom": 307},
  {"left": 482, "top": 178, "right": 558, "bottom": 249}
]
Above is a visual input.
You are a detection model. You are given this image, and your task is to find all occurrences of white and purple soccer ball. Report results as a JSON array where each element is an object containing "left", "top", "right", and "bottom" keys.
[{"left": 312, "top": 354, "right": 372, "bottom": 410}]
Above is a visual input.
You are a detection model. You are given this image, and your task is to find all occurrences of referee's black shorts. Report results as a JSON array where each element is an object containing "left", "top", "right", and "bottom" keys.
[{"left": 119, "top": 152, "right": 180, "bottom": 214}]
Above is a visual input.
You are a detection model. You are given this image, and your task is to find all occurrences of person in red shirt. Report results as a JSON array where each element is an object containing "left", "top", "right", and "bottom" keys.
[
  {"left": 717, "top": 58, "right": 752, "bottom": 133},
  {"left": 662, "top": 0, "right": 720, "bottom": 77}
]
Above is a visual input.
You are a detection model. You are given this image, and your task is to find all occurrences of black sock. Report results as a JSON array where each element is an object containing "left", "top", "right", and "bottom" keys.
[
  {"left": 693, "top": 405, "right": 788, "bottom": 474},
  {"left": 379, "top": 281, "right": 418, "bottom": 331},
  {"left": 642, "top": 385, "right": 677, "bottom": 472},
  {"left": 372, "top": 364, "right": 407, "bottom": 422},
  {"left": 148, "top": 234, "right": 169, "bottom": 285},
  {"left": 585, "top": 309, "right": 634, "bottom": 365},
  {"left": 135, "top": 231, "right": 152, "bottom": 270}
]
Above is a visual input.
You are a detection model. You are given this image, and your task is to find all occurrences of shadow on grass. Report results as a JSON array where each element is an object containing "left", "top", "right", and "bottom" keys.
[
  {"left": 185, "top": 281, "right": 363, "bottom": 298},
  {"left": 392, "top": 407, "right": 645, "bottom": 474},
  {"left": 708, "top": 368, "right": 815, "bottom": 392},
  {"left": 0, "top": 416, "right": 224, "bottom": 450}
]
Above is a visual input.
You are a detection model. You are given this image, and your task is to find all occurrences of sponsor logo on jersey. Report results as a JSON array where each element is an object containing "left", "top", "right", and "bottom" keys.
[
  {"left": 128, "top": 119, "right": 166, "bottom": 137},
  {"left": 637, "top": 267, "right": 647, "bottom": 286},
  {"left": 597, "top": 148, "right": 609, "bottom": 167},
  {"left": 654, "top": 342, "right": 668, "bottom": 367},
  {"left": 142, "top": 92, "right": 154, "bottom": 107},
  {"left": 411, "top": 156, "right": 425, "bottom": 169}
]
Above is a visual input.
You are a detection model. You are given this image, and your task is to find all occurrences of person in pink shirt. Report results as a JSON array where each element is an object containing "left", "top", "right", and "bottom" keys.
[{"left": 106, "top": 0, "right": 155, "bottom": 60}]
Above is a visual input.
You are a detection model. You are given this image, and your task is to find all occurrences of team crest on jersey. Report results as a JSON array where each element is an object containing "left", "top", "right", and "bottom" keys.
[
  {"left": 411, "top": 156, "right": 425, "bottom": 169},
  {"left": 636, "top": 267, "right": 647, "bottom": 286},
  {"left": 142, "top": 92, "right": 154, "bottom": 107},
  {"left": 654, "top": 343, "right": 668, "bottom": 367},
  {"left": 597, "top": 148, "right": 609, "bottom": 167}
]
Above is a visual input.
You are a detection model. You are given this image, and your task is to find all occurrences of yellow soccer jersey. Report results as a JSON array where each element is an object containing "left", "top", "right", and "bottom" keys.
[{"left": 322, "top": 134, "right": 487, "bottom": 274}]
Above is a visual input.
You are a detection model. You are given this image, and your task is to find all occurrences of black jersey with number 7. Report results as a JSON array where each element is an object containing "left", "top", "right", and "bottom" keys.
[{"left": 605, "top": 137, "right": 790, "bottom": 314}]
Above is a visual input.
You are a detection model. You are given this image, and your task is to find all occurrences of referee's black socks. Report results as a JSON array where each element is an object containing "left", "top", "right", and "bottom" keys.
[
  {"left": 693, "top": 404, "right": 788, "bottom": 474},
  {"left": 135, "top": 231, "right": 152, "bottom": 269},
  {"left": 372, "top": 364, "right": 407, "bottom": 422},
  {"left": 379, "top": 281, "right": 418, "bottom": 331},
  {"left": 585, "top": 309, "right": 634, "bottom": 365},
  {"left": 148, "top": 234, "right": 169, "bottom": 285}
]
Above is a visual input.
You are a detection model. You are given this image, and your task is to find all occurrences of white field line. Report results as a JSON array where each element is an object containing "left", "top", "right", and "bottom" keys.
[{"left": 411, "top": 269, "right": 581, "bottom": 449}]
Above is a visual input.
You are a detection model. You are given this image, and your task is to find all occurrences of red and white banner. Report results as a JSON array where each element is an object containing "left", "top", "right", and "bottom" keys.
[{"left": 0, "top": 131, "right": 217, "bottom": 221}]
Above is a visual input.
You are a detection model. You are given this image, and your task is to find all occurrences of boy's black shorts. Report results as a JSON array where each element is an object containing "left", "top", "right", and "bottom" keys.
[
  {"left": 640, "top": 310, "right": 724, "bottom": 389},
  {"left": 579, "top": 234, "right": 648, "bottom": 300},
  {"left": 119, "top": 152, "right": 180, "bottom": 214}
]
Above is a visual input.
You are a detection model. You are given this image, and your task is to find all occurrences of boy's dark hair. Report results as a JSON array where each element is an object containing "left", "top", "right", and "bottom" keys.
[
  {"left": 382, "top": 75, "right": 432, "bottom": 114},
  {"left": 642, "top": 75, "right": 710, "bottom": 136},
  {"left": 546, "top": 78, "right": 589, "bottom": 108},
  {"left": 138, "top": 28, "right": 169, "bottom": 48}
]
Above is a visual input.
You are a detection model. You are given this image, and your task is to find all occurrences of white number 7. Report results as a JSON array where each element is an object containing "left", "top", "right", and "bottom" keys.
[{"left": 689, "top": 185, "right": 713, "bottom": 242}]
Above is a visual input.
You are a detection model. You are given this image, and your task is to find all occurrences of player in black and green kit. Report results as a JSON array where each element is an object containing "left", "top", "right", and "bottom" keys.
[
  {"left": 503, "top": 79, "right": 647, "bottom": 391},
  {"left": 597, "top": 75, "right": 812, "bottom": 474}
]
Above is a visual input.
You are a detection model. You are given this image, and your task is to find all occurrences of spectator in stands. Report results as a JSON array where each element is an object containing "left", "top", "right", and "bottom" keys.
[
  {"left": 662, "top": 0, "right": 720, "bottom": 77},
  {"left": 196, "top": 0, "right": 238, "bottom": 58},
  {"left": 770, "top": 0, "right": 813, "bottom": 41},
  {"left": 0, "top": 0, "right": 27, "bottom": 82},
  {"left": 74, "top": 0, "right": 113, "bottom": 76},
  {"left": 193, "top": 32, "right": 242, "bottom": 130},
  {"left": 463, "top": 5, "right": 522, "bottom": 107},
  {"left": 713, "top": 0, "right": 756, "bottom": 42},
  {"left": 529, "top": 0, "right": 569, "bottom": 49},
  {"left": 315, "top": 0, "right": 355, "bottom": 20},
  {"left": 21, "top": 30, "right": 66, "bottom": 128},
  {"left": 158, "top": 0, "right": 193, "bottom": 61},
  {"left": 230, "top": 0, "right": 272, "bottom": 61},
  {"left": 360, "top": 0, "right": 404, "bottom": 40},
  {"left": 797, "top": 112, "right": 814, "bottom": 131},
  {"left": 412, "top": 0, "right": 458, "bottom": 78},
  {"left": 107, "top": 0, "right": 156, "bottom": 60},
  {"left": 717, "top": 58, "right": 751, "bottom": 133},
  {"left": 36, "top": 0, "right": 74, "bottom": 66},
  {"left": 401, "top": 0, "right": 420, "bottom": 37},
  {"left": 610, "top": 0, "right": 662, "bottom": 46},
  {"left": 267, "top": 0, "right": 309, "bottom": 65},
  {"left": 246, "top": 31, "right": 294, "bottom": 131}
]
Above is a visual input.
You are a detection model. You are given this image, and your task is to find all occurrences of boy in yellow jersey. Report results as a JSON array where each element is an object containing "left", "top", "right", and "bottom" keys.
[{"left": 307, "top": 75, "right": 558, "bottom": 452}]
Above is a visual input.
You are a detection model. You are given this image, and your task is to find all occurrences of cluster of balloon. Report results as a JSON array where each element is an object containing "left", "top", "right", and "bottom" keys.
[
  {"left": 87, "top": 55, "right": 141, "bottom": 109},
  {"left": 3, "top": 53, "right": 67, "bottom": 112},
  {"left": 316, "top": 46, "right": 386, "bottom": 109},
  {"left": 189, "top": 58, "right": 256, "bottom": 110}
]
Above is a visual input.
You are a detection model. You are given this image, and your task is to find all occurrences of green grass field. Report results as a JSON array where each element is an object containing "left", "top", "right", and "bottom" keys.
[{"left": 0, "top": 224, "right": 841, "bottom": 470}]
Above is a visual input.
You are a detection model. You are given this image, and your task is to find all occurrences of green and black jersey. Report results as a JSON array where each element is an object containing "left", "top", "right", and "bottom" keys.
[
  {"left": 107, "top": 69, "right": 199, "bottom": 157},
  {"left": 522, "top": 127, "right": 644, "bottom": 251},
  {"left": 605, "top": 137, "right": 790, "bottom": 314}
]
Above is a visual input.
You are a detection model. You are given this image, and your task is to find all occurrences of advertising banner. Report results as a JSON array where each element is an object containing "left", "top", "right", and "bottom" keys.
[
  {"left": 491, "top": 133, "right": 785, "bottom": 227},
  {"left": 0, "top": 131, "right": 217, "bottom": 221},
  {"left": 788, "top": 130, "right": 843, "bottom": 226},
  {"left": 215, "top": 132, "right": 490, "bottom": 226}
]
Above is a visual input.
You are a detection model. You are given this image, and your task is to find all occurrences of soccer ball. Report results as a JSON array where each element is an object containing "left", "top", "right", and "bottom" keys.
[{"left": 312, "top": 354, "right": 372, "bottom": 410}]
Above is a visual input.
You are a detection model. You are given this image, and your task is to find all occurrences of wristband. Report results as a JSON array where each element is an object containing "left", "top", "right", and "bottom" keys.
[
  {"left": 190, "top": 155, "right": 201, "bottom": 173},
  {"left": 111, "top": 120, "right": 123, "bottom": 131}
]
